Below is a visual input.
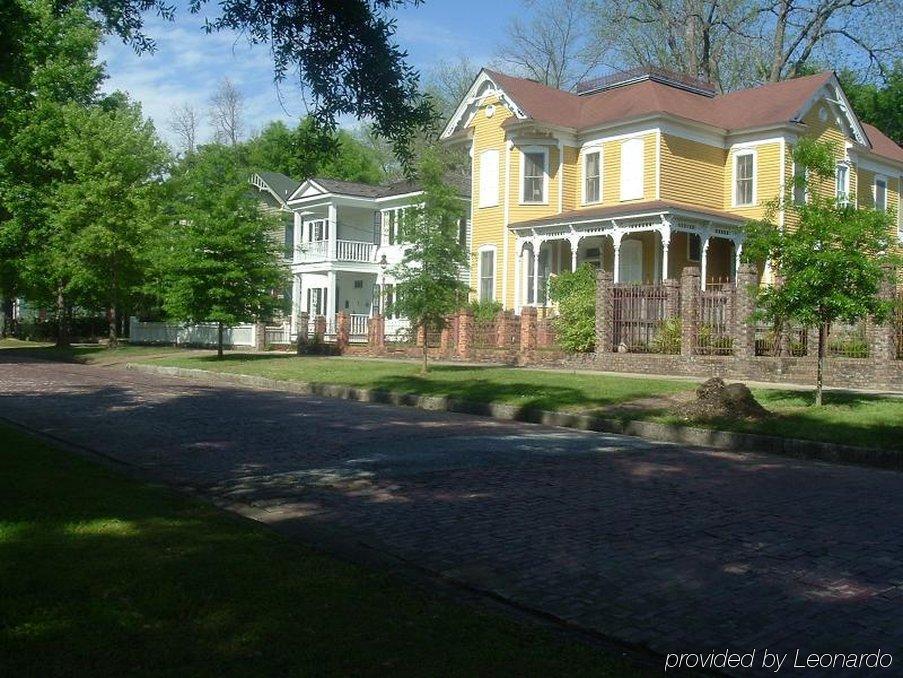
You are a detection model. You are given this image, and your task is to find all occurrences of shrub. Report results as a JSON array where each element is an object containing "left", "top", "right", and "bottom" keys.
[
  {"left": 652, "top": 317, "right": 681, "bottom": 354},
  {"left": 467, "top": 299, "right": 503, "bottom": 324},
  {"left": 548, "top": 264, "right": 596, "bottom": 353}
]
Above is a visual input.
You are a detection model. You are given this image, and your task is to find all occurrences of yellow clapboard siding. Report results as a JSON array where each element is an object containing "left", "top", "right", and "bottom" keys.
[
  {"left": 660, "top": 134, "right": 725, "bottom": 209},
  {"left": 562, "top": 146, "right": 579, "bottom": 210},
  {"left": 468, "top": 95, "right": 510, "bottom": 304}
]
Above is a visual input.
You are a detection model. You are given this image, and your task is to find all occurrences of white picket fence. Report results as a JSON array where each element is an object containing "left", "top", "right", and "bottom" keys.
[{"left": 129, "top": 318, "right": 256, "bottom": 347}]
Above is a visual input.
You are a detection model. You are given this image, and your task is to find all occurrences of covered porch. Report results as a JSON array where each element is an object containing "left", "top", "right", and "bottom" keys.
[{"left": 511, "top": 203, "right": 745, "bottom": 309}]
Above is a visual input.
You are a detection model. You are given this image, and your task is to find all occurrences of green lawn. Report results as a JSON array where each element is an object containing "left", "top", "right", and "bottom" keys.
[
  {"left": 0, "top": 424, "right": 638, "bottom": 676},
  {"left": 150, "top": 354, "right": 903, "bottom": 451},
  {"left": 0, "top": 339, "right": 189, "bottom": 365},
  {"left": 153, "top": 353, "right": 694, "bottom": 412}
]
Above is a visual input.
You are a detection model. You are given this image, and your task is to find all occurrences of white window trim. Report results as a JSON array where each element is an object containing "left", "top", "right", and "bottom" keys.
[
  {"left": 732, "top": 149, "right": 757, "bottom": 207},
  {"left": 477, "top": 244, "right": 497, "bottom": 301},
  {"left": 835, "top": 162, "right": 851, "bottom": 205},
  {"left": 619, "top": 137, "right": 645, "bottom": 202},
  {"left": 519, "top": 146, "right": 549, "bottom": 205},
  {"left": 874, "top": 174, "right": 888, "bottom": 211},
  {"left": 478, "top": 149, "right": 500, "bottom": 209},
  {"left": 582, "top": 149, "right": 602, "bottom": 205}
]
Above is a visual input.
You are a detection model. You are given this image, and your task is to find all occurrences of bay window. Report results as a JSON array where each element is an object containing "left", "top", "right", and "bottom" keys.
[
  {"left": 522, "top": 150, "right": 547, "bottom": 203},
  {"left": 584, "top": 151, "right": 601, "bottom": 203},
  {"left": 734, "top": 151, "right": 755, "bottom": 206}
]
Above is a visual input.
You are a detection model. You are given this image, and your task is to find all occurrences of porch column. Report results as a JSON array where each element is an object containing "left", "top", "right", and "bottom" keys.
[
  {"left": 532, "top": 242, "right": 541, "bottom": 307},
  {"left": 568, "top": 234, "right": 581, "bottom": 272},
  {"left": 611, "top": 230, "right": 623, "bottom": 283},
  {"left": 326, "top": 270, "right": 337, "bottom": 319},
  {"left": 659, "top": 219, "right": 671, "bottom": 281},
  {"left": 327, "top": 204, "right": 337, "bottom": 259},
  {"left": 699, "top": 233, "right": 711, "bottom": 290},
  {"left": 292, "top": 212, "right": 302, "bottom": 262},
  {"left": 733, "top": 238, "right": 744, "bottom": 277},
  {"left": 290, "top": 274, "right": 301, "bottom": 335}
]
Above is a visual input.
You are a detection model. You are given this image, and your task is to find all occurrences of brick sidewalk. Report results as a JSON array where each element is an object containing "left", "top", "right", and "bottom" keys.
[{"left": 1, "top": 356, "right": 901, "bottom": 675}]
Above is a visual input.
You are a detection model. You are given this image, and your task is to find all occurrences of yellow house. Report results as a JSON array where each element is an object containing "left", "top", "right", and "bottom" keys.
[{"left": 440, "top": 68, "right": 903, "bottom": 310}]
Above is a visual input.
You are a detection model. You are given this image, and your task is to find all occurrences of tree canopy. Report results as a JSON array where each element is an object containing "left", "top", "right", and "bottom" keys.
[{"left": 1, "top": 0, "right": 433, "bottom": 164}]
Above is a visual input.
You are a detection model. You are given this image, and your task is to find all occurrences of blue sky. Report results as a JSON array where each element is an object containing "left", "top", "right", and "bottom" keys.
[{"left": 98, "top": 0, "right": 521, "bottom": 147}]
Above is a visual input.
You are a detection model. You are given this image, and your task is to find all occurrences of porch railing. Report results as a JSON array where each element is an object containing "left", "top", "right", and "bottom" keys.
[
  {"left": 296, "top": 239, "right": 376, "bottom": 263},
  {"left": 349, "top": 314, "right": 369, "bottom": 338}
]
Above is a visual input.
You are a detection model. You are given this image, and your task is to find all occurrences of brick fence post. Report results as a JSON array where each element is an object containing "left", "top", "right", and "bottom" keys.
[
  {"left": 336, "top": 311, "right": 350, "bottom": 353},
  {"left": 870, "top": 265, "right": 896, "bottom": 363},
  {"left": 254, "top": 321, "right": 266, "bottom": 351},
  {"left": 456, "top": 309, "right": 474, "bottom": 359},
  {"left": 495, "top": 310, "right": 509, "bottom": 349},
  {"left": 595, "top": 269, "right": 614, "bottom": 353},
  {"left": 314, "top": 314, "right": 326, "bottom": 344},
  {"left": 295, "top": 311, "right": 309, "bottom": 355},
  {"left": 520, "top": 306, "right": 537, "bottom": 362},
  {"left": 680, "top": 266, "right": 700, "bottom": 356},
  {"left": 368, "top": 313, "right": 385, "bottom": 354},
  {"left": 663, "top": 277, "right": 680, "bottom": 319},
  {"left": 733, "top": 264, "right": 758, "bottom": 358},
  {"left": 439, "top": 316, "right": 452, "bottom": 355}
]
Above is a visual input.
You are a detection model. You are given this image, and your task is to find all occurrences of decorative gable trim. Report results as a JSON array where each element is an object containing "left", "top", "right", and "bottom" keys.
[
  {"left": 793, "top": 74, "right": 869, "bottom": 147},
  {"left": 286, "top": 179, "right": 328, "bottom": 202},
  {"left": 440, "top": 69, "right": 528, "bottom": 140},
  {"left": 250, "top": 173, "right": 291, "bottom": 207}
]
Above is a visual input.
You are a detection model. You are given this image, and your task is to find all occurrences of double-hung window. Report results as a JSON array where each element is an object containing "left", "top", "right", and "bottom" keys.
[
  {"left": 792, "top": 162, "right": 807, "bottom": 205},
  {"left": 522, "top": 150, "right": 547, "bottom": 203},
  {"left": 479, "top": 247, "right": 495, "bottom": 301},
  {"left": 734, "top": 151, "right": 755, "bottom": 206},
  {"left": 875, "top": 176, "right": 887, "bottom": 211},
  {"left": 835, "top": 163, "right": 850, "bottom": 205},
  {"left": 584, "top": 151, "right": 601, "bottom": 203}
]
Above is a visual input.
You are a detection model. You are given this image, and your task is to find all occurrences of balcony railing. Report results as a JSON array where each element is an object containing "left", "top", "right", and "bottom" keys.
[{"left": 296, "top": 239, "right": 376, "bottom": 263}]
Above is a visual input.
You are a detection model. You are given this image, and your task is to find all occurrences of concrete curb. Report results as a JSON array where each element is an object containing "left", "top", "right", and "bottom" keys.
[{"left": 126, "top": 362, "right": 902, "bottom": 472}]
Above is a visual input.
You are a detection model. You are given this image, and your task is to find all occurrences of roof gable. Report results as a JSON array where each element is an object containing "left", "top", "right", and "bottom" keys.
[{"left": 250, "top": 171, "right": 301, "bottom": 206}]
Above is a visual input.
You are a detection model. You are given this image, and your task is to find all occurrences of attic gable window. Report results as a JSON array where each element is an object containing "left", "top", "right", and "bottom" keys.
[
  {"left": 584, "top": 151, "right": 601, "bottom": 203},
  {"left": 733, "top": 150, "right": 755, "bottom": 207},
  {"left": 522, "top": 149, "right": 548, "bottom": 203}
]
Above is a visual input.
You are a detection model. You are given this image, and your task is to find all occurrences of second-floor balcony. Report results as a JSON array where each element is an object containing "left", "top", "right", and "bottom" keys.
[{"left": 297, "top": 238, "right": 377, "bottom": 264}]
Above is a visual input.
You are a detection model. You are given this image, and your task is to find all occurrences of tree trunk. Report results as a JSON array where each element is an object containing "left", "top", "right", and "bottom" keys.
[
  {"left": 421, "top": 322, "right": 429, "bottom": 374},
  {"left": 217, "top": 321, "right": 224, "bottom": 359},
  {"left": 55, "top": 287, "right": 69, "bottom": 349},
  {"left": 815, "top": 322, "right": 826, "bottom": 406},
  {"left": 108, "top": 306, "right": 118, "bottom": 348}
]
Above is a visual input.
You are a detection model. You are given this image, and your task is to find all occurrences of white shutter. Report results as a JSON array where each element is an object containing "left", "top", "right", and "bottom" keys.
[
  {"left": 620, "top": 138, "right": 644, "bottom": 201},
  {"left": 479, "top": 149, "right": 499, "bottom": 208}
]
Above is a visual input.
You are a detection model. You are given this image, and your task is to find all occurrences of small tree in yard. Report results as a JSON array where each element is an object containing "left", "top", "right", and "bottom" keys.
[
  {"left": 548, "top": 263, "right": 596, "bottom": 352},
  {"left": 744, "top": 139, "right": 898, "bottom": 406},
  {"left": 154, "top": 145, "right": 287, "bottom": 358},
  {"left": 390, "top": 149, "right": 469, "bottom": 374}
]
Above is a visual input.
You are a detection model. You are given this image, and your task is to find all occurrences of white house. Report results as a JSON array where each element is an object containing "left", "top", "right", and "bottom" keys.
[{"left": 251, "top": 172, "right": 472, "bottom": 341}]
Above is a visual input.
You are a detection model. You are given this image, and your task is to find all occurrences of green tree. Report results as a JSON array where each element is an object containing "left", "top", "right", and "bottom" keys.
[
  {"left": 0, "top": 0, "right": 105, "bottom": 344},
  {"left": 50, "top": 99, "right": 169, "bottom": 346},
  {"left": 389, "top": 150, "right": 469, "bottom": 373},
  {"left": 839, "top": 64, "right": 903, "bottom": 145},
  {"left": 153, "top": 145, "right": 288, "bottom": 358},
  {"left": 2, "top": 0, "right": 433, "bottom": 164},
  {"left": 743, "top": 139, "right": 898, "bottom": 405},
  {"left": 548, "top": 264, "right": 596, "bottom": 352},
  {"left": 246, "top": 119, "right": 384, "bottom": 183}
]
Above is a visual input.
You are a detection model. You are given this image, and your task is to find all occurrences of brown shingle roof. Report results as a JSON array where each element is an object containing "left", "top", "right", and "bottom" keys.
[
  {"left": 510, "top": 200, "right": 745, "bottom": 230},
  {"left": 486, "top": 69, "right": 901, "bottom": 164},
  {"left": 862, "top": 123, "right": 903, "bottom": 163}
]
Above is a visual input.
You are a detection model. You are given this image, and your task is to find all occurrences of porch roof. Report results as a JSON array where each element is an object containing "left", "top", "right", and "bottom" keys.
[{"left": 509, "top": 200, "right": 746, "bottom": 232}]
